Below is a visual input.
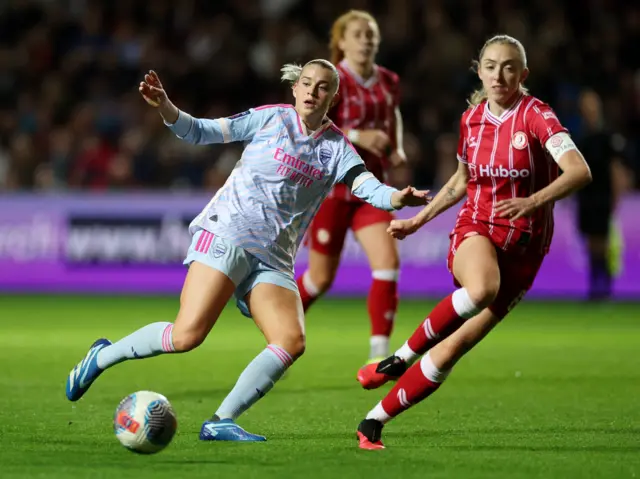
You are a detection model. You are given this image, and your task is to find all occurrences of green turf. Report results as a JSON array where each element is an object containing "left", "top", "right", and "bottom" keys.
[{"left": 0, "top": 295, "right": 639, "bottom": 478}]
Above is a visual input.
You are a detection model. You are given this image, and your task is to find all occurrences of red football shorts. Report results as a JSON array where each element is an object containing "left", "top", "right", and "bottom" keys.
[
  {"left": 306, "top": 197, "right": 394, "bottom": 256},
  {"left": 447, "top": 217, "right": 546, "bottom": 319}
]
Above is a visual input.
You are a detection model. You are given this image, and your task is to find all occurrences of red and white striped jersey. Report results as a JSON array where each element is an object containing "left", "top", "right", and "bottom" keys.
[
  {"left": 329, "top": 60, "right": 400, "bottom": 201},
  {"left": 456, "top": 95, "right": 568, "bottom": 253}
]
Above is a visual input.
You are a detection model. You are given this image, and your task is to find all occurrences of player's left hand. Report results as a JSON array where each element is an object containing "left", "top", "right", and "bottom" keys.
[
  {"left": 389, "top": 149, "right": 407, "bottom": 167},
  {"left": 495, "top": 196, "right": 539, "bottom": 220},
  {"left": 387, "top": 217, "right": 420, "bottom": 240},
  {"left": 391, "top": 186, "right": 431, "bottom": 209}
]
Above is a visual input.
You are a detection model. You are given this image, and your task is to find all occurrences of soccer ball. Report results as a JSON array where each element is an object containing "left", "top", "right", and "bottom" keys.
[{"left": 113, "top": 391, "right": 177, "bottom": 454}]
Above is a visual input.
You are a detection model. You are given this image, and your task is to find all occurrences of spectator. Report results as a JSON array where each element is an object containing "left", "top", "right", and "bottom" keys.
[{"left": 0, "top": 0, "right": 636, "bottom": 192}]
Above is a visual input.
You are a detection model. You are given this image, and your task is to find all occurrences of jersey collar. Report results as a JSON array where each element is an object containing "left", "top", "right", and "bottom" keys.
[
  {"left": 484, "top": 94, "right": 525, "bottom": 126},
  {"left": 340, "top": 59, "right": 379, "bottom": 88}
]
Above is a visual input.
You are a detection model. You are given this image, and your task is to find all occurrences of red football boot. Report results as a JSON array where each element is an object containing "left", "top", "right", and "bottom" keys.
[
  {"left": 356, "top": 355, "right": 407, "bottom": 390},
  {"left": 357, "top": 419, "right": 385, "bottom": 450}
]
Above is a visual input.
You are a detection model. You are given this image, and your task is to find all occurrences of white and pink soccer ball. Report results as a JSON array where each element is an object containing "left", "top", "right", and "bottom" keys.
[{"left": 113, "top": 390, "right": 177, "bottom": 454}]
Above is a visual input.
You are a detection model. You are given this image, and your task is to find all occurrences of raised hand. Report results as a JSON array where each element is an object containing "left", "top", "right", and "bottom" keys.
[{"left": 139, "top": 70, "right": 169, "bottom": 108}]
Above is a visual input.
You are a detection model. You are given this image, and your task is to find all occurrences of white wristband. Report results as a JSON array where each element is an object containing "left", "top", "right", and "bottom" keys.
[{"left": 347, "top": 129, "right": 360, "bottom": 144}]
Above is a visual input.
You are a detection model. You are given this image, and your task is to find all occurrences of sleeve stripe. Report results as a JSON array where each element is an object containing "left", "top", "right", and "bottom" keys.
[
  {"left": 351, "top": 172, "right": 374, "bottom": 192},
  {"left": 218, "top": 118, "right": 231, "bottom": 143}
]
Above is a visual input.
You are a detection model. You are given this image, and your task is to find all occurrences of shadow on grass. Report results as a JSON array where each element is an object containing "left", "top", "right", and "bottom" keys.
[{"left": 165, "top": 383, "right": 356, "bottom": 401}]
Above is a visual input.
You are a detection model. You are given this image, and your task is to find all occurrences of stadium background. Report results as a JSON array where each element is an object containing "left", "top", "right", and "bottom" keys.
[{"left": 1, "top": 2, "right": 639, "bottom": 478}]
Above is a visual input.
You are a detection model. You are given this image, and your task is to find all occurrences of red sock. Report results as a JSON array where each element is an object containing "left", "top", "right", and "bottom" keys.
[
  {"left": 380, "top": 360, "right": 441, "bottom": 418},
  {"left": 296, "top": 272, "right": 320, "bottom": 312},
  {"left": 368, "top": 277, "right": 398, "bottom": 337},
  {"left": 407, "top": 289, "right": 478, "bottom": 355}
]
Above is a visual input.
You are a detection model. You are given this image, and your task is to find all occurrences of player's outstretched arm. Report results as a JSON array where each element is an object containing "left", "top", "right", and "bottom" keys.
[
  {"left": 343, "top": 165, "right": 429, "bottom": 211},
  {"left": 139, "top": 70, "right": 230, "bottom": 146},
  {"left": 387, "top": 162, "right": 467, "bottom": 240}
]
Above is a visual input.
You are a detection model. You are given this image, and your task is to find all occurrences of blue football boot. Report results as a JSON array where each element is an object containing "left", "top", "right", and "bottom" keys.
[
  {"left": 199, "top": 417, "right": 266, "bottom": 442},
  {"left": 65, "top": 338, "right": 111, "bottom": 401}
]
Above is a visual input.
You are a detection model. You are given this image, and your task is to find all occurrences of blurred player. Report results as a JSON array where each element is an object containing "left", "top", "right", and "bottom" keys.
[
  {"left": 354, "top": 35, "right": 593, "bottom": 449},
  {"left": 575, "top": 89, "right": 631, "bottom": 300},
  {"left": 64, "top": 60, "right": 428, "bottom": 442},
  {"left": 296, "top": 10, "right": 407, "bottom": 365}
]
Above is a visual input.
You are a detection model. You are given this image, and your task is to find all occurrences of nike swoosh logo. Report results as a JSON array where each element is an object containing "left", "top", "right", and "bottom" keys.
[{"left": 77, "top": 347, "right": 101, "bottom": 389}]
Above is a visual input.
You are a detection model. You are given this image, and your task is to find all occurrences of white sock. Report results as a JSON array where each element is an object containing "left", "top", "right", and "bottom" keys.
[
  {"left": 366, "top": 402, "right": 392, "bottom": 424},
  {"left": 371, "top": 269, "right": 399, "bottom": 282},
  {"left": 452, "top": 288, "right": 482, "bottom": 318},
  {"left": 214, "top": 344, "right": 293, "bottom": 420},
  {"left": 302, "top": 271, "right": 321, "bottom": 298},
  {"left": 97, "top": 322, "right": 175, "bottom": 369},
  {"left": 369, "top": 335, "right": 389, "bottom": 359},
  {"left": 420, "top": 351, "right": 450, "bottom": 383},
  {"left": 394, "top": 341, "right": 419, "bottom": 364}
]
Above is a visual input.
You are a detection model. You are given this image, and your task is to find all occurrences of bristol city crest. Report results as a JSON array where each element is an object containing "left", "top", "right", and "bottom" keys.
[{"left": 511, "top": 131, "right": 528, "bottom": 150}]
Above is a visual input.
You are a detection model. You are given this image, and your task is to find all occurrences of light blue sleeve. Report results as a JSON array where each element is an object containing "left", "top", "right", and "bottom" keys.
[
  {"left": 352, "top": 175, "right": 398, "bottom": 211},
  {"left": 335, "top": 142, "right": 365, "bottom": 183},
  {"left": 335, "top": 140, "right": 397, "bottom": 211},
  {"left": 165, "top": 108, "right": 270, "bottom": 145}
]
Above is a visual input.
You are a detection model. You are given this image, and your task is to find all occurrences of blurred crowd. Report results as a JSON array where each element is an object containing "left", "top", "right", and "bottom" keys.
[{"left": 0, "top": 0, "right": 637, "bottom": 192}]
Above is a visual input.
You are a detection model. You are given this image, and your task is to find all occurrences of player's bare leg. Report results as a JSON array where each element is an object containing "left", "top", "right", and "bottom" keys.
[
  {"left": 66, "top": 261, "right": 236, "bottom": 401},
  {"left": 248, "top": 283, "right": 306, "bottom": 359},
  {"left": 358, "top": 235, "right": 499, "bottom": 390},
  {"left": 357, "top": 307, "right": 501, "bottom": 449},
  {"left": 203, "top": 283, "right": 305, "bottom": 442},
  {"left": 172, "top": 262, "right": 238, "bottom": 350},
  {"left": 355, "top": 221, "right": 400, "bottom": 363},
  {"left": 300, "top": 249, "right": 342, "bottom": 309}
]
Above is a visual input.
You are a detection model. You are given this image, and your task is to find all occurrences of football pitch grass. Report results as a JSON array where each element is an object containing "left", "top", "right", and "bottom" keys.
[{"left": 1, "top": 295, "right": 639, "bottom": 479}]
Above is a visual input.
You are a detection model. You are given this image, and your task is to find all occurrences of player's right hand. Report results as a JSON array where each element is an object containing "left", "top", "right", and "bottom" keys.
[
  {"left": 356, "top": 130, "right": 391, "bottom": 157},
  {"left": 387, "top": 217, "right": 421, "bottom": 240},
  {"left": 139, "top": 70, "right": 168, "bottom": 107}
]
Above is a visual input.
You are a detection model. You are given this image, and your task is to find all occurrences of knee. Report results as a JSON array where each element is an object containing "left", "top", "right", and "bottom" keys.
[
  {"left": 171, "top": 324, "right": 207, "bottom": 352},
  {"left": 275, "top": 332, "right": 306, "bottom": 360},
  {"left": 465, "top": 281, "right": 500, "bottom": 310},
  {"left": 308, "top": 269, "right": 336, "bottom": 294}
]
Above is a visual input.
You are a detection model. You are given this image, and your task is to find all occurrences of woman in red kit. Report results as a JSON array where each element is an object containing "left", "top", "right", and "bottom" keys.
[
  {"left": 355, "top": 34, "right": 593, "bottom": 449},
  {"left": 296, "top": 10, "right": 407, "bottom": 366}
]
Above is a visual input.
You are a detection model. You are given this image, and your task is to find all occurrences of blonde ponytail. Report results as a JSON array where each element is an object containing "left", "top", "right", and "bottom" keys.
[
  {"left": 468, "top": 88, "right": 488, "bottom": 107},
  {"left": 280, "top": 63, "right": 304, "bottom": 86}
]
